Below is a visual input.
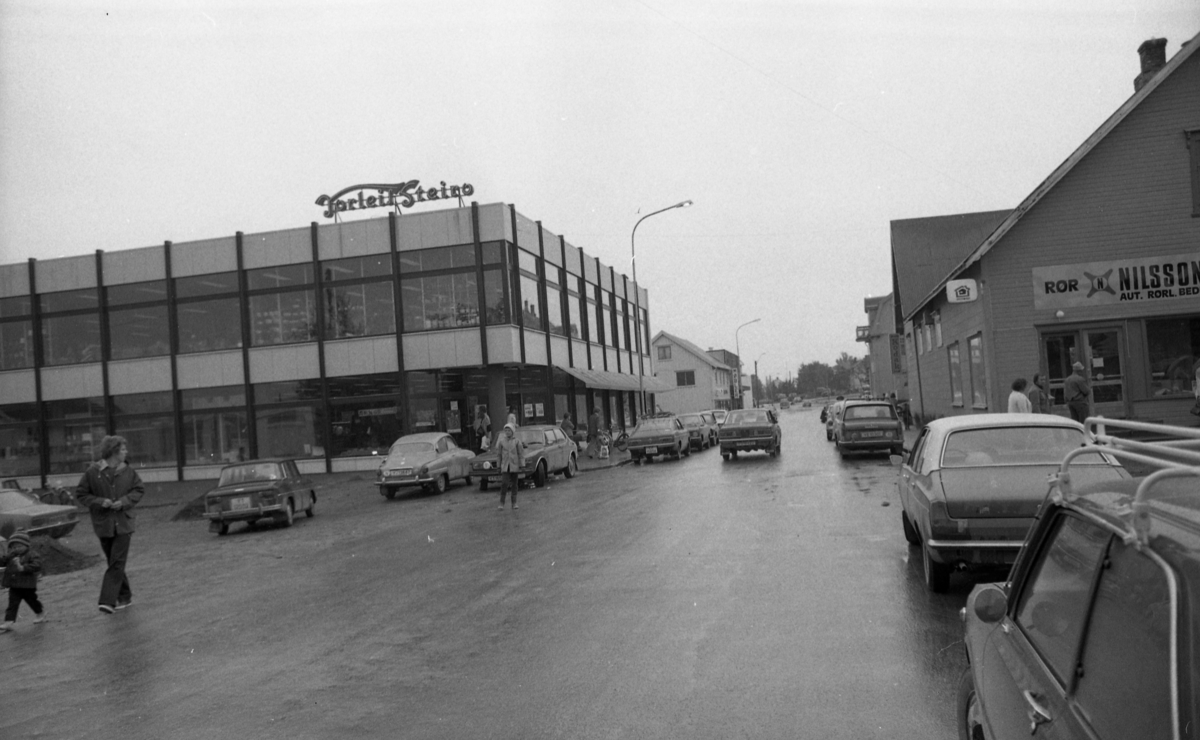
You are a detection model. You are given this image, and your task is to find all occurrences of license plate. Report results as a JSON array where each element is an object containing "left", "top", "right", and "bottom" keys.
[
  {"left": 645, "top": 447, "right": 658, "bottom": 455},
  {"left": 738, "top": 441, "right": 755, "bottom": 447},
  {"left": 861, "top": 431, "right": 885, "bottom": 438},
  {"left": 230, "top": 497, "right": 251, "bottom": 511},
  {"left": 386, "top": 469, "right": 412, "bottom": 477}
]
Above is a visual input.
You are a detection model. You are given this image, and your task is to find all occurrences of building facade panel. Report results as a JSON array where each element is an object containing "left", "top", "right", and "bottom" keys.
[
  {"left": 0, "top": 263, "right": 31, "bottom": 298},
  {"left": 102, "top": 245, "right": 166, "bottom": 285},
  {"left": 452, "top": 329, "right": 484, "bottom": 367},
  {"left": 396, "top": 208, "right": 475, "bottom": 252},
  {"left": 523, "top": 330, "right": 548, "bottom": 365},
  {"left": 170, "top": 237, "right": 237, "bottom": 278},
  {"left": 316, "top": 218, "right": 390, "bottom": 260},
  {"left": 248, "top": 344, "right": 321, "bottom": 383},
  {"left": 323, "top": 335, "right": 398, "bottom": 377},
  {"left": 40, "top": 364, "right": 103, "bottom": 400},
  {"left": 176, "top": 350, "right": 244, "bottom": 389},
  {"left": 549, "top": 335, "right": 570, "bottom": 365},
  {"left": 35, "top": 254, "right": 96, "bottom": 293},
  {"left": 0, "top": 369, "right": 36, "bottom": 403},
  {"left": 476, "top": 203, "right": 511, "bottom": 243},
  {"left": 107, "top": 357, "right": 173, "bottom": 395},
  {"left": 242, "top": 227, "right": 312, "bottom": 269},
  {"left": 486, "top": 326, "right": 520, "bottom": 365}
]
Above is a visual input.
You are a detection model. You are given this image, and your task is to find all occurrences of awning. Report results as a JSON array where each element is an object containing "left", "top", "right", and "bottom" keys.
[{"left": 557, "top": 366, "right": 674, "bottom": 393}]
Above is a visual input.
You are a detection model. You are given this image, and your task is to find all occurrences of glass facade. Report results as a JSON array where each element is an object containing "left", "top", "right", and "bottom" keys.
[{"left": 0, "top": 208, "right": 653, "bottom": 480}]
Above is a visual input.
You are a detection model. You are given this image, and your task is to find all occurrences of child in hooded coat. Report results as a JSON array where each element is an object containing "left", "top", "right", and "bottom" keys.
[{"left": 1, "top": 531, "right": 46, "bottom": 631}]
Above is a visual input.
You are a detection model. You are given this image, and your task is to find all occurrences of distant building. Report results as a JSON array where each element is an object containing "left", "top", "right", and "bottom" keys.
[
  {"left": 857, "top": 294, "right": 908, "bottom": 400},
  {"left": 893, "top": 36, "right": 1200, "bottom": 426},
  {"left": 705, "top": 348, "right": 742, "bottom": 408},
  {"left": 651, "top": 331, "right": 733, "bottom": 413}
]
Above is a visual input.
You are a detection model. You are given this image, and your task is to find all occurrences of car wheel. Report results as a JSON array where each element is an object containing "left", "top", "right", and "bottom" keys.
[
  {"left": 730, "top": 450, "right": 738, "bottom": 460},
  {"left": 564, "top": 454, "right": 577, "bottom": 478},
  {"left": 721, "top": 453, "right": 730, "bottom": 461},
  {"left": 306, "top": 491, "right": 316, "bottom": 518},
  {"left": 683, "top": 444, "right": 691, "bottom": 458},
  {"left": 433, "top": 474, "right": 448, "bottom": 495},
  {"left": 837, "top": 442, "right": 848, "bottom": 459},
  {"left": 826, "top": 430, "right": 832, "bottom": 441},
  {"left": 534, "top": 461, "right": 548, "bottom": 488},
  {"left": 384, "top": 488, "right": 396, "bottom": 500},
  {"left": 217, "top": 522, "right": 229, "bottom": 536},
  {"left": 479, "top": 478, "right": 489, "bottom": 491},
  {"left": 922, "top": 539, "right": 951, "bottom": 593},
  {"left": 281, "top": 500, "right": 295, "bottom": 528},
  {"left": 465, "top": 475, "right": 473, "bottom": 486},
  {"left": 956, "top": 667, "right": 985, "bottom": 740},
  {"left": 901, "top": 510, "right": 920, "bottom": 545}
]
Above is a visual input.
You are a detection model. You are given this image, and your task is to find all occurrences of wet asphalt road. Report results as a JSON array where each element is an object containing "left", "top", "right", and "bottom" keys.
[{"left": 1, "top": 407, "right": 972, "bottom": 740}]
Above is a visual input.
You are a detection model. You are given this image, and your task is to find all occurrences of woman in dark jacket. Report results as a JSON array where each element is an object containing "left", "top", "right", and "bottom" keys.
[{"left": 75, "top": 435, "right": 145, "bottom": 614}]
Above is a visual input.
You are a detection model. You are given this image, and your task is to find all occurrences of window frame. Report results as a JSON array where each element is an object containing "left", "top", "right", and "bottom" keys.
[{"left": 947, "top": 341, "right": 964, "bottom": 407}]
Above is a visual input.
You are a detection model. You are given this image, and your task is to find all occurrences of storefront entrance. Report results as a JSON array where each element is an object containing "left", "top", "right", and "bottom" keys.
[{"left": 1041, "top": 327, "right": 1126, "bottom": 418}]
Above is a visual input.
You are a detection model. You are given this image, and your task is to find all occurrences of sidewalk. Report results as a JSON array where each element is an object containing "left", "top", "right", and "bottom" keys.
[{"left": 576, "top": 446, "right": 632, "bottom": 472}]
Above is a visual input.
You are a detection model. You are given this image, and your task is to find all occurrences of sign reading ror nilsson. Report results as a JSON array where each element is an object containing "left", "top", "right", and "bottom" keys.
[
  {"left": 1031, "top": 251, "right": 1200, "bottom": 310},
  {"left": 315, "top": 180, "right": 475, "bottom": 219}
]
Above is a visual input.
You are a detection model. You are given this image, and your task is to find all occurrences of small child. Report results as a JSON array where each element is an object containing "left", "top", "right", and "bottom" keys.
[{"left": 1, "top": 531, "right": 46, "bottom": 631}]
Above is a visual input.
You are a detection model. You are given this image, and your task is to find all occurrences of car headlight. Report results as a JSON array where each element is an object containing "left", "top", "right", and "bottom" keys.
[{"left": 418, "top": 466, "right": 428, "bottom": 477}]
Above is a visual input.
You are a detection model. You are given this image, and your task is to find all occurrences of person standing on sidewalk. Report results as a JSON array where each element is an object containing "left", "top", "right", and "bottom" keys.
[
  {"left": 585, "top": 406, "right": 601, "bottom": 458},
  {"left": 1026, "top": 373, "right": 1050, "bottom": 414},
  {"left": 1007, "top": 378, "right": 1033, "bottom": 413},
  {"left": 495, "top": 423, "right": 525, "bottom": 510},
  {"left": 75, "top": 435, "right": 144, "bottom": 614},
  {"left": 560, "top": 412, "right": 575, "bottom": 440},
  {"left": 1064, "top": 361, "right": 1091, "bottom": 423},
  {"left": 0, "top": 532, "right": 46, "bottom": 631}
]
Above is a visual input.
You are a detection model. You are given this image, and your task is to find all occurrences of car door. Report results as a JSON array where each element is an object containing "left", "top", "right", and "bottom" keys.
[
  {"left": 434, "top": 436, "right": 451, "bottom": 477},
  {"left": 979, "top": 511, "right": 1109, "bottom": 740},
  {"left": 287, "top": 461, "right": 310, "bottom": 509},
  {"left": 444, "top": 436, "right": 467, "bottom": 479},
  {"left": 899, "top": 428, "right": 931, "bottom": 526}
]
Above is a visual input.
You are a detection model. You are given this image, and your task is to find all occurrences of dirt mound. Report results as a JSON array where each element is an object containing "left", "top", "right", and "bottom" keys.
[
  {"left": 32, "top": 536, "right": 100, "bottom": 576},
  {"left": 171, "top": 495, "right": 208, "bottom": 522}
]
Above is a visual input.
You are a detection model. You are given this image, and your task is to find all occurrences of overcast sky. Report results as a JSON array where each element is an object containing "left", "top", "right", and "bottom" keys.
[{"left": 2, "top": 1, "right": 1196, "bottom": 380}]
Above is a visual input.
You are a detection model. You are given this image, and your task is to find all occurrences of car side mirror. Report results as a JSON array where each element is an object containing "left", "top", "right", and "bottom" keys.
[
  {"left": 972, "top": 585, "right": 1007, "bottom": 624},
  {"left": 889, "top": 454, "right": 904, "bottom": 466}
]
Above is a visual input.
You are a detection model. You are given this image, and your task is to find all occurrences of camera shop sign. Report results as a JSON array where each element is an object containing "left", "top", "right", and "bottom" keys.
[
  {"left": 1032, "top": 251, "right": 1200, "bottom": 310},
  {"left": 314, "top": 179, "right": 475, "bottom": 219}
]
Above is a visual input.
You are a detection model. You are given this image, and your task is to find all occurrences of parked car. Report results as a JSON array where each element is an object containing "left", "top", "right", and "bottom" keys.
[
  {"left": 203, "top": 459, "right": 316, "bottom": 535},
  {"left": 470, "top": 425, "right": 578, "bottom": 489},
  {"left": 626, "top": 414, "right": 691, "bottom": 464},
  {"left": 0, "top": 483, "right": 79, "bottom": 539},
  {"left": 823, "top": 400, "right": 845, "bottom": 441},
  {"left": 705, "top": 409, "right": 728, "bottom": 427},
  {"left": 377, "top": 432, "right": 475, "bottom": 498},
  {"left": 958, "top": 417, "right": 1200, "bottom": 740},
  {"left": 678, "top": 411, "right": 718, "bottom": 450},
  {"left": 832, "top": 400, "right": 904, "bottom": 457},
  {"left": 896, "top": 414, "right": 1128, "bottom": 592},
  {"left": 718, "top": 407, "right": 782, "bottom": 460}
]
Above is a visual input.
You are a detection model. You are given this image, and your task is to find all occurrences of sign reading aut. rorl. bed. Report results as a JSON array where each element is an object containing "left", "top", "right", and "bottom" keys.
[
  {"left": 1031, "top": 252, "right": 1200, "bottom": 310},
  {"left": 315, "top": 179, "right": 474, "bottom": 219}
]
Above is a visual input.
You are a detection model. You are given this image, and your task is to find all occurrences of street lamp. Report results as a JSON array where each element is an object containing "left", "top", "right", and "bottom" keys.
[
  {"left": 735, "top": 318, "right": 761, "bottom": 409},
  {"left": 754, "top": 352, "right": 767, "bottom": 407},
  {"left": 631, "top": 199, "right": 693, "bottom": 418}
]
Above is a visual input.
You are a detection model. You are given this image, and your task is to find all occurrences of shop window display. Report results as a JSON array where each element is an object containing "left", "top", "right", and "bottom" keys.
[
  {"left": 1147, "top": 316, "right": 1200, "bottom": 396},
  {"left": 178, "top": 298, "right": 242, "bottom": 353},
  {"left": 181, "top": 386, "right": 248, "bottom": 466},
  {"left": 256, "top": 405, "right": 325, "bottom": 458},
  {"left": 323, "top": 282, "right": 395, "bottom": 339},
  {"left": 401, "top": 273, "right": 480, "bottom": 331},
  {"left": 0, "top": 404, "right": 40, "bottom": 477},
  {"left": 0, "top": 320, "right": 33, "bottom": 370},
  {"left": 249, "top": 290, "right": 317, "bottom": 345}
]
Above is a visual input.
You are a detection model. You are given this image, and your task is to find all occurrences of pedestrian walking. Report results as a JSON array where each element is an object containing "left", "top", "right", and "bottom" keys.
[
  {"left": 1026, "top": 373, "right": 1050, "bottom": 414},
  {"left": 560, "top": 412, "right": 575, "bottom": 440},
  {"left": 495, "top": 423, "right": 525, "bottom": 510},
  {"left": 585, "top": 406, "right": 602, "bottom": 459},
  {"left": 474, "top": 406, "right": 492, "bottom": 450},
  {"left": 75, "top": 435, "right": 144, "bottom": 614},
  {"left": 1007, "top": 378, "right": 1033, "bottom": 413},
  {"left": 0, "top": 532, "right": 46, "bottom": 631},
  {"left": 1064, "top": 361, "right": 1091, "bottom": 423}
]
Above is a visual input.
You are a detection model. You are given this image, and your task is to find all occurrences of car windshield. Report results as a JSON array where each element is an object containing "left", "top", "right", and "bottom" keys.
[
  {"left": 635, "top": 418, "right": 675, "bottom": 432},
  {"left": 388, "top": 442, "right": 434, "bottom": 456},
  {"left": 517, "top": 430, "right": 546, "bottom": 446},
  {"left": 0, "top": 490, "right": 38, "bottom": 509},
  {"left": 844, "top": 405, "right": 896, "bottom": 420},
  {"left": 726, "top": 410, "right": 771, "bottom": 425},
  {"left": 941, "top": 426, "right": 1106, "bottom": 467},
  {"left": 219, "top": 463, "right": 282, "bottom": 486},
  {"left": 679, "top": 415, "right": 702, "bottom": 427}
]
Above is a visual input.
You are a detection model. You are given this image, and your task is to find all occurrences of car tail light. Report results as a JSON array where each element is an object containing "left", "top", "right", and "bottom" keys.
[{"left": 928, "top": 500, "right": 964, "bottom": 538}]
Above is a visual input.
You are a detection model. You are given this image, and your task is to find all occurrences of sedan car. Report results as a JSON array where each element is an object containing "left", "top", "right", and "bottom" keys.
[
  {"left": 958, "top": 417, "right": 1199, "bottom": 740},
  {"left": 377, "top": 432, "right": 475, "bottom": 498},
  {"left": 470, "top": 425, "right": 578, "bottom": 489},
  {"left": 202, "top": 459, "right": 316, "bottom": 535},
  {"left": 705, "top": 409, "right": 728, "bottom": 427},
  {"left": 718, "top": 407, "right": 781, "bottom": 460},
  {"left": 678, "top": 411, "right": 718, "bottom": 450},
  {"left": 833, "top": 400, "right": 903, "bottom": 457},
  {"left": 0, "top": 485, "right": 79, "bottom": 539},
  {"left": 626, "top": 414, "right": 691, "bottom": 464},
  {"left": 896, "top": 414, "right": 1128, "bottom": 592}
]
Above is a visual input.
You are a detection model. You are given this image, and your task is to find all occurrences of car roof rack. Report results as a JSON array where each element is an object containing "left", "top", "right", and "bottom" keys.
[{"left": 1052, "top": 416, "right": 1200, "bottom": 549}]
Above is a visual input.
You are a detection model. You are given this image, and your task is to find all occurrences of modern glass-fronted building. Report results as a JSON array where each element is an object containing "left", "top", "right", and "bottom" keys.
[{"left": 0, "top": 202, "right": 667, "bottom": 486}]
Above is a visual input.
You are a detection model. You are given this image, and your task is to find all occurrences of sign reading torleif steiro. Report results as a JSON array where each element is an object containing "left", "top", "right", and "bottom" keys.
[
  {"left": 315, "top": 180, "right": 474, "bottom": 219},
  {"left": 1031, "top": 252, "right": 1200, "bottom": 310}
]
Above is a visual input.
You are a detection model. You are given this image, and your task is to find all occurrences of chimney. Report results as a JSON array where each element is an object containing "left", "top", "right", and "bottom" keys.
[{"left": 1134, "top": 38, "right": 1168, "bottom": 92}]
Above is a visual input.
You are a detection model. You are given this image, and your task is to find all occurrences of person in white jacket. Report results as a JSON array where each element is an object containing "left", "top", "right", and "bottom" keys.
[{"left": 1007, "top": 378, "right": 1033, "bottom": 414}]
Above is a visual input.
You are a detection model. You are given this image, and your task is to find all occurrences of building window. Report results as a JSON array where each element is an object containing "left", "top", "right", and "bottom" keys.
[
  {"left": 40, "top": 289, "right": 101, "bottom": 366},
  {"left": 323, "top": 282, "right": 395, "bottom": 339},
  {"left": 181, "top": 386, "right": 247, "bottom": 466},
  {"left": 948, "top": 342, "right": 964, "bottom": 406},
  {"left": 0, "top": 296, "right": 33, "bottom": 370},
  {"left": 934, "top": 311, "right": 943, "bottom": 347},
  {"left": 1146, "top": 315, "right": 1200, "bottom": 397},
  {"left": 658, "top": 345, "right": 671, "bottom": 361},
  {"left": 112, "top": 391, "right": 176, "bottom": 468},
  {"left": 1187, "top": 129, "right": 1200, "bottom": 217},
  {"left": 969, "top": 333, "right": 987, "bottom": 408},
  {"left": 401, "top": 273, "right": 480, "bottom": 332},
  {"left": 484, "top": 270, "right": 509, "bottom": 325},
  {"left": 676, "top": 370, "right": 696, "bottom": 387},
  {"left": 109, "top": 304, "right": 170, "bottom": 360},
  {"left": 566, "top": 281, "right": 582, "bottom": 339},
  {"left": 249, "top": 290, "right": 317, "bottom": 345},
  {"left": 545, "top": 283, "right": 567, "bottom": 337},
  {"left": 0, "top": 403, "right": 39, "bottom": 477},
  {"left": 178, "top": 297, "right": 242, "bottom": 353},
  {"left": 253, "top": 379, "right": 325, "bottom": 459},
  {"left": 44, "top": 397, "right": 106, "bottom": 474}
]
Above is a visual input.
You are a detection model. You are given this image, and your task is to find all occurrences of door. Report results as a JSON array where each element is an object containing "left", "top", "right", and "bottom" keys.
[
  {"left": 1083, "top": 329, "right": 1125, "bottom": 417},
  {"left": 1042, "top": 333, "right": 1078, "bottom": 411}
]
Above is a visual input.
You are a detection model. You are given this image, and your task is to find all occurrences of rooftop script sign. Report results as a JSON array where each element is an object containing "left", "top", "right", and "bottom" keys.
[{"left": 315, "top": 180, "right": 474, "bottom": 219}]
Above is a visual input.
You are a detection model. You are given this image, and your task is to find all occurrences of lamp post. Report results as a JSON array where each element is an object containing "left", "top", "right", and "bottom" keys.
[
  {"left": 734, "top": 318, "right": 761, "bottom": 409},
  {"left": 631, "top": 199, "right": 693, "bottom": 418},
  {"left": 754, "top": 352, "right": 767, "bottom": 406}
]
